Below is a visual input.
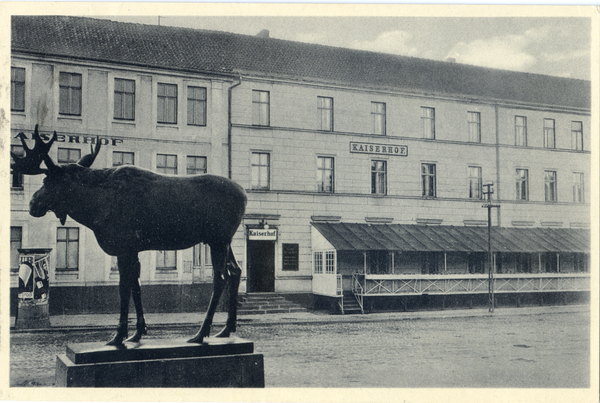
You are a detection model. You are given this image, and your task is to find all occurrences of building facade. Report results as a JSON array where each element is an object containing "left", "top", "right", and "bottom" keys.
[{"left": 10, "top": 16, "right": 590, "bottom": 315}]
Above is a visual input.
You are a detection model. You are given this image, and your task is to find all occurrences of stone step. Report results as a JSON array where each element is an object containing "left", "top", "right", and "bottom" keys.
[
  {"left": 238, "top": 307, "right": 308, "bottom": 315},
  {"left": 237, "top": 293, "right": 308, "bottom": 315}
]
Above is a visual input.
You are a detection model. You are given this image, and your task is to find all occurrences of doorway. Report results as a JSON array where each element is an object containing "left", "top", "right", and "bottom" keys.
[{"left": 246, "top": 240, "right": 275, "bottom": 292}]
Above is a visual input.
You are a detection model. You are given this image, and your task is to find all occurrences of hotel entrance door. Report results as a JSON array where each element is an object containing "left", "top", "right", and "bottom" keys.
[{"left": 246, "top": 240, "right": 275, "bottom": 292}]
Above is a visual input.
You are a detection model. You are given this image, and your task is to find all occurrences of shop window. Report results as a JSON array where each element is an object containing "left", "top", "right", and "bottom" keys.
[
  {"left": 543, "top": 119, "right": 555, "bottom": 149},
  {"left": 59, "top": 72, "right": 82, "bottom": 116},
  {"left": 187, "top": 156, "right": 207, "bottom": 175},
  {"left": 516, "top": 169, "right": 528, "bottom": 201},
  {"left": 468, "top": 166, "right": 482, "bottom": 199},
  {"left": 318, "top": 97, "right": 333, "bottom": 131},
  {"left": 421, "top": 253, "right": 439, "bottom": 274},
  {"left": 516, "top": 254, "right": 531, "bottom": 273},
  {"left": 544, "top": 170, "right": 557, "bottom": 202},
  {"left": 372, "top": 102, "right": 386, "bottom": 135},
  {"left": 252, "top": 90, "right": 270, "bottom": 126},
  {"left": 515, "top": 116, "right": 527, "bottom": 146},
  {"left": 11, "top": 145, "right": 24, "bottom": 188},
  {"left": 371, "top": 160, "right": 387, "bottom": 195},
  {"left": 368, "top": 250, "right": 390, "bottom": 274},
  {"left": 156, "top": 250, "right": 176, "bottom": 271},
  {"left": 317, "top": 156, "right": 334, "bottom": 193},
  {"left": 573, "top": 172, "right": 584, "bottom": 203},
  {"left": 468, "top": 111, "right": 480, "bottom": 143},
  {"left": 421, "top": 107, "right": 435, "bottom": 139},
  {"left": 571, "top": 121, "right": 583, "bottom": 151},
  {"left": 114, "top": 78, "right": 135, "bottom": 120},
  {"left": 282, "top": 243, "right": 299, "bottom": 271},
  {"left": 157, "top": 83, "right": 177, "bottom": 124},
  {"left": 542, "top": 253, "right": 558, "bottom": 273},
  {"left": 56, "top": 227, "right": 79, "bottom": 272},
  {"left": 187, "top": 86, "right": 207, "bottom": 126},
  {"left": 468, "top": 253, "right": 485, "bottom": 274},
  {"left": 57, "top": 148, "right": 81, "bottom": 164},
  {"left": 113, "top": 151, "right": 134, "bottom": 166},
  {"left": 157, "top": 153, "right": 177, "bottom": 175},
  {"left": 421, "top": 163, "right": 436, "bottom": 198},
  {"left": 574, "top": 254, "right": 588, "bottom": 272},
  {"left": 11, "top": 227, "right": 22, "bottom": 273},
  {"left": 251, "top": 152, "right": 270, "bottom": 190},
  {"left": 11, "top": 67, "right": 25, "bottom": 112}
]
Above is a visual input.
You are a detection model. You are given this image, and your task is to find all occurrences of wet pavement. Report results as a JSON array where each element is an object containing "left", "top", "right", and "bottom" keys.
[{"left": 9, "top": 305, "right": 590, "bottom": 388}]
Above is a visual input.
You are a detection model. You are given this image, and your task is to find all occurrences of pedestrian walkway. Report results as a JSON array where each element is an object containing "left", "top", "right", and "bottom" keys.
[{"left": 10, "top": 304, "right": 588, "bottom": 333}]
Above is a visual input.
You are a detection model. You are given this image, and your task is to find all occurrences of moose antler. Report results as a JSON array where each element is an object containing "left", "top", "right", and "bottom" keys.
[
  {"left": 10, "top": 125, "right": 57, "bottom": 175},
  {"left": 77, "top": 139, "right": 102, "bottom": 168}
]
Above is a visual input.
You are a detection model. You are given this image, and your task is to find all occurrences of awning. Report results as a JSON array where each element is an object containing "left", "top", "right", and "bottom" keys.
[{"left": 311, "top": 222, "right": 589, "bottom": 254}]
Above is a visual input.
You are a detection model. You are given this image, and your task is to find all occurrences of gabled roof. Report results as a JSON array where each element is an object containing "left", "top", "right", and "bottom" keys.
[
  {"left": 12, "top": 15, "right": 590, "bottom": 109},
  {"left": 312, "top": 222, "right": 589, "bottom": 253}
]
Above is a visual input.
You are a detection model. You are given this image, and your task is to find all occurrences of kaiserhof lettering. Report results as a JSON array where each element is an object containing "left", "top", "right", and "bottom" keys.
[{"left": 350, "top": 142, "right": 408, "bottom": 156}]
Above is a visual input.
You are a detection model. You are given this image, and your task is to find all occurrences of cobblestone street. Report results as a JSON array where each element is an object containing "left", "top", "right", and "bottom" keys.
[{"left": 10, "top": 307, "right": 589, "bottom": 388}]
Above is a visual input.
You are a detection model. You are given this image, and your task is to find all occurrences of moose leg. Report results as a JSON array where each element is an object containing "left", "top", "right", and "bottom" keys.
[
  {"left": 106, "top": 257, "right": 132, "bottom": 346},
  {"left": 125, "top": 258, "right": 147, "bottom": 343},
  {"left": 215, "top": 248, "right": 241, "bottom": 338},
  {"left": 188, "top": 245, "right": 228, "bottom": 344}
]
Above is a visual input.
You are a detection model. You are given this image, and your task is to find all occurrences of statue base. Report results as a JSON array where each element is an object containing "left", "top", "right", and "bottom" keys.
[{"left": 55, "top": 337, "right": 264, "bottom": 388}]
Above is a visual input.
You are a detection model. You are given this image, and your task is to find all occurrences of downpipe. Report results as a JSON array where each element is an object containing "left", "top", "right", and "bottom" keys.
[{"left": 228, "top": 72, "right": 243, "bottom": 179}]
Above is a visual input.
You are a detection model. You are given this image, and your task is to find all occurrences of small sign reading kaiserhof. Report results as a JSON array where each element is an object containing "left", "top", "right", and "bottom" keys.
[{"left": 350, "top": 142, "right": 408, "bottom": 156}]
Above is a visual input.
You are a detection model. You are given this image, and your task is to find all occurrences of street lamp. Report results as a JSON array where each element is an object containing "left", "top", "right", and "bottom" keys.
[{"left": 482, "top": 183, "right": 500, "bottom": 313}]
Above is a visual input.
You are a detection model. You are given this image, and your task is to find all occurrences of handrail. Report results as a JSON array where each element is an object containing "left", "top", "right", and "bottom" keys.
[
  {"left": 337, "top": 274, "right": 344, "bottom": 314},
  {"left": 352, "top": 273, "right": 365, "bottom": 314}
]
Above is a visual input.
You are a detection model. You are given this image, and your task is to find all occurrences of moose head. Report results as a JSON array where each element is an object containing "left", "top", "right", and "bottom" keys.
[{"left": 11, "top": 124, "right": 101, "bottom": 226}]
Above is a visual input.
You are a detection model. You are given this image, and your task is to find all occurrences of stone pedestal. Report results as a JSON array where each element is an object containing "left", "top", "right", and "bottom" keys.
[
  {"left": 16, "top": 301, "right": 50, "bottom": 329},
  {"left": 55, "top": 337, "right": 264, "bottom": 388}
]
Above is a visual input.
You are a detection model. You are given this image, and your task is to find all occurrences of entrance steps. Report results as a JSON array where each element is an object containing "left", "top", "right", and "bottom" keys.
[
  {"left": 237, "top": 293, "right": 308, "bottom": 315},
  {"left": 341, "top": 292, "right": 363, "bottom": 315}
]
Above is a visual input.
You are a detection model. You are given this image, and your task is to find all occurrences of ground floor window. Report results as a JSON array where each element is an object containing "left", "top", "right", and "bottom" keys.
[
  {"left": 573, "top": 253, "right": 588, "bottom": 272},
  {"left": 157, "top": 250, "right": 177, "bottom": 270},
  {"left": 314, "top": 251, "right": 335, "bottom": 274},
  {"left": 56, "top": 227, "right": 79, "bottom": 272},
  {"left": 11, "top": 226, "right": 22, "bottom": 273},
  {"left": 468, "top": 253, "right": 485, "bottom": 274},
  {"left": 421, "top": 253, "right": 439, "bottom": 274}
]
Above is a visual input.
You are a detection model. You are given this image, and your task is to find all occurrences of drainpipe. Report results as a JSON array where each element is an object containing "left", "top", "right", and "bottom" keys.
[{"left": 228, "top": 72, "right": 243, "bottom": 179}]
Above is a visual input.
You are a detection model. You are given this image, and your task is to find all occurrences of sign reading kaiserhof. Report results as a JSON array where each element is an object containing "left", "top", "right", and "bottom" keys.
[
  {"left": 350, "top": 142, "right": 408, "bottom": 156},
  {"left": 248, "top": 228, "right": 278, "bottom": 241}
]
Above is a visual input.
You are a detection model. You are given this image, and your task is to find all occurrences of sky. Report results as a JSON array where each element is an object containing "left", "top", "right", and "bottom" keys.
[{"left": 103, "top": 16, "right": 591, "bottom": 80}]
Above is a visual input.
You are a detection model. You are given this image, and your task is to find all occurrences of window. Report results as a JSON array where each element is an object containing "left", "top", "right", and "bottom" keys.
[
  {"left": 112, "top": 151, "right": 134, "bottom": 166},
  {"left": 56, "top": 228, "right": 79, "bottom": 271},
  {"left": 571, "top": 121, "right": 583, "bottom": 150},
  {"left": 317, "top": 156, "right": 334, "bottom": 193},
  {"left": 11, "top": 67, "right": 25, "bottom": 112},
  {"left": 371, "top": 102, "right": 386, "bottom": 135},
  {"left": 516, "top": 169, "right": 529, "bottom": 201},
  {"left": 573, "top": 172, "right": 584, "bottom": 203},
  {"left": 157, "top": 154, "right": 177, "bottom": 175},
  {"left": 11, "top": 227, "right": 22, "bottom": 273},
  {"left": 157, "top": 83, "right": 177, "bottom": 124},
  {"left": 468, "top": 112, "right": 481, "bottom": 143},
  {"left": 57, "top": 148, "right": 81, "bottom": 164},
  {"left": 468, "top": 253, "right": 485, "bottom": 274},
  {"left": 187, "top": 86, "right": 207, "bottom": 126},
  {"left": 325, "top": 251, "right": 336, "bottom": 274},
  {"left": 252, "top": 90, "right": 270, "bottom": 126},
  {"left": 574, "top": 254, "right": 588, "bottom": 272},
  {"left": 193, "top": 244, "right": 212, "bottom": 267},
  {"left": 318, "top": 97, "right": 333, "bottom": 131},
  {"left": 314, "top": 252, "right": 323, "bottom": 274},
  {"left": 421, "top": 163, "right": 436, "bottom": 198},
  {"left": 516, "top": 254, "right": 531, "bottom": 273},
  {"left": 114, "top": 78, "right": 135, "bottom": 120},
  {"left": 251, "top": 152, "right": 270, "bottom": 190},
  {"left": 368, "top": 251, "right": 390, "bottom": 274},
  {"left": 11, "top": 145, "right": 24, "bottom": 188},
  {"left": 371, "top": 160, "right": 387, "bottom": 195},
  {"left": 544, "top": 170, "right": 557, "bottom": 202},
  {"left": 282, "top": 243, "right": 299, "bottom": 271},
  {"left": 59, "top": 72, "right": 82, "bottom": 116},
  {"left": 515, "top": 116, "right": 527, "bottom": 146},
  {"left": 421, "top": 253, "right": 439, "bottom": 274},
  {"left": 544, "top": 119, "right": 555, "bottom": 148},
  {"left": 468, "top": 166, "right": 482, "bottom": 199},
  {"left": 156, "top": 250, "right": 176, "bottom": 271},
  {"left": 187, "top": 156, "right": 207, "bottom": 175},
  {"left": 422, "top": 107, "right": 435, "bottom": 139}
]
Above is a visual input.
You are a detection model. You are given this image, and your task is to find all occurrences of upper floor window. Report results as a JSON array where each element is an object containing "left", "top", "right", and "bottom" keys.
[
  {"left": 468, "top": 111, "right": 480, "bottom": 143},
  {"left": 10, "top": 145, "right": 24, "bottom": 188},
  {"left": 11, "top": 67, "right": 25, "bottom": 112},
  {"left": 516, "top": 169, "right": 529, "bottom": 200},
  {"left": 157, "top": 83, "right": 177, "bottom": 124},
  {"left": 571, "top": 121, "right": 583, "bottom": 151},
  {"left": 59, "top": 72, "right": 82, "bottom": 116},
  {"left": 187, "top": 156, "right": 207, "bottom": 175},
  {"left": 318, "top": 97, "right": 333, "bottom": 131},
  {"left": 316, "top": 156, "right": 334, "bottom": 193},
  {"left": 156, "top": 153, "right": 177, "bottom": 175},
  {"left": 544, "top": 170, "right": 557, "bottom": 202},
  {"left": 371, "top": 102, "right": 386, "bottom": 135},
  {"left": 468, "top": 166, "right": 482, "bottom": 199},
  {"left": 421, "top": 163, "right": 436, "bottom": 197},
  {"left": 543, "top": 119, "right": 555, "bottom": 149},
  {"left": 515, "top": 116, "right": 527, "bottom": 146},
  {"left": 114, "top": 78, "right": 135, "bottom": 121},
  {"left": 57, "top": 148, "right": 81, "bottom": 164},
  {"left": 251, "top": 152, "right": 270, "bottom": 190},
  {"left": 573, "top": 172, "right": 584, "bottom": 203},
  {"left": 187, "top": 86, "right": 207, "bottom": 126},
  {"left": 252, "top": 90, "right": 270, "bottom": 126},
  {"left": 56, "top": 227, "right": 79, "bottom": 272},
  {"left": 112, "top": 151, "right": 134, "bottom": 167},
  {"left": 421, "top": 107, "right": 435, "bottom": 139},
  {"left": 371, "top": 160, "right": 387, "bottom": 195},
  {"left": 10, "top": 227, "right": 22, "bottom": 273}
]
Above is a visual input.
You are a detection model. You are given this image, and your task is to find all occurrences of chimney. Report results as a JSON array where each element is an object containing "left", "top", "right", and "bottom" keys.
[{"left": 256, "top": 29, "right": 270, "bottom": 38}]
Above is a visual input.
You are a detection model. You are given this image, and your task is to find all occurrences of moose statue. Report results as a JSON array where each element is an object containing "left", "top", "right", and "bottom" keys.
[{"left": 11, "top": 125, "right": 247, "bottom": 346}]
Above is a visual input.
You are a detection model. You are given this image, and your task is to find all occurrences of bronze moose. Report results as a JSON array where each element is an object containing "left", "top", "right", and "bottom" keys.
[{"left": 11, "top": 125, "right": 247, "bottom": 346}]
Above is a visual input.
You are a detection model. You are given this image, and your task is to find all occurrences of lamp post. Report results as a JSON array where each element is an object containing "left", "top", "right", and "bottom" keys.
[{"left": 482, "top": 183, "right": 500, "bottom": 313}]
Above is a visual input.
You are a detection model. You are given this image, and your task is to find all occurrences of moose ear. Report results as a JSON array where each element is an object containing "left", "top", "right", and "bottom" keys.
[{"left": 77, "top": 138, "right": 101, "bottom": 168}]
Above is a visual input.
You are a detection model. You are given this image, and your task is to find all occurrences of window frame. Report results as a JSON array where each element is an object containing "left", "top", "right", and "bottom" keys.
[
  {"left": 571, "top": 121, "right": 583, "bottom": 151},
  {"left": 10, "top": 145, "right": 24, "bottom": 188},
  {"left": 543, "top": 118, "right": 555, "bottom": 149},
  {"left": 59, "top": 72, "right": 82, "bottom": 116},
  {"left": 371, "top": 160, "right": 387, "bottom": 195},
  {"left": 421, "top": 163, "right": 437, "bottom": 198},
  {"left": 56, "top": 227, "right": 79, "bottom": 272},
  {"left": 57, "top": 148, "right": 81, "bottom": 164},
  {"left": 515, "top": 116, "right": 527, "bottom": 146},
  {"left": 252, "top": 90, "right": 270, "bottom": 126},
  {"left": 468, "top": 111, "right": 481, "bottom": 143},
  {"left": 187, "top": 86, "right": 207, "bottom": 126},
  {"left": 421, "top": 107, "right": 435, "bottom": 139},
  {"left": 251, "top": 152, "right": 270, "bottom": 190},
  {"left": 544, "top": 170, "right": 557, "bottom": 202},
  {"left": 371, "top": 102, "right": 386, "bottom": 136},
  {"left": 318, "top": 96, "right": 334, "bottom": 131},
  {"left": 156, "top": 250, "right": 177, "bottom": 271},
  {"left": 113, "top": 78, "right": 135, "bottom": 121},
  {"left": 468, "top": 166, "right": 482, "bottom": 199},
  {"left": 10, "top": 226, "right": 22, "bottom": 273},
  {"left": 316, "top": 156, "right": 335, "bottom": 193},
  {"left": 157, "top": 83, "right": 178, "bottom": 124},
  {"left": 186, "top": 156, "right": 207, "bottom": 175},
  {"left": 156, "top": 153, "right": 178, "bottom": 175},
  {"left": 112, "top": 151, "right": 135, "bottom": 167},
  {"left": 573, "top": 172, "right": 584, "bottom": 203},
  {"left": 11, "top": 67, "right": 26, "bottom": 112},
  {"left": 516, "top": 168, "right": 529, "bottom": 201}
]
